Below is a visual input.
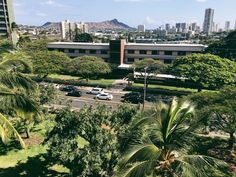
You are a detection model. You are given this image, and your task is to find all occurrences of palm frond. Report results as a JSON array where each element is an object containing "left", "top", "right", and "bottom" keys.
[
  {"left": 0, "top": 73, "right": 37, "bottom": 93},
  {"left": 0, "top": 113, "right": 26, "bottom": 148},
  {"left": 175, "top": 155, "right": 227, "bottom": 177},
  {"left": 0, "top": 59, "right": 32, "bottom": 73}
]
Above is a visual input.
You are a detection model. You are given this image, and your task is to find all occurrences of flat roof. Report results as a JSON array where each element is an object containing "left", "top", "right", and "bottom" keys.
[
  {"left": 48, "top": 42, "right": 109, "bottom": 46},
  {"left": 48, "top": 42, "right": 206, "bottom": 48},
  {"left": 126, "top": 43, "right": 206, "bottom": 47}
]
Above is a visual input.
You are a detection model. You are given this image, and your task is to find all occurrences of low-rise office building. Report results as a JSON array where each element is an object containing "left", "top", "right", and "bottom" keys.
[{"left": 47, "top": 40, "right": 206, "bottom": 67}]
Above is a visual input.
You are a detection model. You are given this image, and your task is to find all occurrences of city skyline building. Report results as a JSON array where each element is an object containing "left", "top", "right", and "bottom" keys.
[
  {"left": 203, "top": 8, "right": 214, "bottom": 35},
  {"left": 225, "top": 21, "right": 230, "bottom": 32},
  {"left": 137, "top": 25, "right": 145, "bottom": 32}
]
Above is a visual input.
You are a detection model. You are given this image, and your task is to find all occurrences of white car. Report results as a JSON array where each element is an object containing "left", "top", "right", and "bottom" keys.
[
  {"left": 95, "top": 93, "right": 113, "bottom": 100},
  {"left": 87, "top": 88, "right": 103, "bottom": 95}
]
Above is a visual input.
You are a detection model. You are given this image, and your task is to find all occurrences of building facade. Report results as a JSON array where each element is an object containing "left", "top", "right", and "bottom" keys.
[
  {"left": 61, "top": 20, "right": 89, "bottom": 40},
  {"left": 203, "top": 8, "right": 214, "bottom": 35},
  {"left": 225, "top": 21, "right": 230, "bottom": 32},
  {"left": 47, "top": 40, "right": 206, "bottom": 67},
  {"left": 137, "top": 25, "right": 145, "bottom": 33},
  {"left": 0, "top": 0, "right": 15, "bottom": 39}
]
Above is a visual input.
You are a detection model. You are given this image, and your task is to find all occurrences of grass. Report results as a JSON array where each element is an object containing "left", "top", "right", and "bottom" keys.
[
  {"left": 48, "top": 74, "right": 115, "bottom": 85},
  {"left": 0, "top": 117, "right": 89, "bottom": 177},
  {"left": 132, "top": 83, "right": 213, "bottom": 93}
]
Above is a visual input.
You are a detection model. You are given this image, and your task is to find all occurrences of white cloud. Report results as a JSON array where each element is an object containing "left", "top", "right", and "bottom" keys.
[
  {"left": 41, "top": 0, "right": 72, "bottom": 8},
  {"left": 145, "top": 16, "right": 158, "bottom": 24}
]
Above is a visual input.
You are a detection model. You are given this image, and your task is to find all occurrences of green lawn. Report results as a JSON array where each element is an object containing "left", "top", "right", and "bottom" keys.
[
  {"left": 0, "top": 119, "right": 88, "bottom": 177},
  {"left": 132, "top": 83, "right": 214, "bottom": 93},
  {"left": 48, "top": 74, "right": 115, "bottom": 85}
]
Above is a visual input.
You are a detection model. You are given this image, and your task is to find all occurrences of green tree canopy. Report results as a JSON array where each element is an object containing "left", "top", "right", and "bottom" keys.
[
  {"left": 74, "top": 33, "right": 93, "bottom": 42},
  {"left": 31, "top": 51, "right": 71, "bottom": 78},
  {"left": 20, "top": 39, "right": 50, "bottom": 53},
  {"left": 46, "top": 104, "right": 139, "bottom": 176},
  {"left": 169, "top": 54, "right": 236, "bottom": 91},
  {"left": 188, "top": 87, "right": 236, "bottom": 149},
  {"left": 206, "top": 30, "right": 236, "bottom": 61},
  {"left": 116, "top": 99, "right": 229, "bottom": 177},
  {"left": 67, "top": 56, "right": 111, "bottom": 81}
]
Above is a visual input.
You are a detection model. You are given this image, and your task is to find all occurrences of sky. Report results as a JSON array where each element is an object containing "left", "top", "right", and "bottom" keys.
[{"left": 13, "top": 0, "right": 236, "bottom": 29}]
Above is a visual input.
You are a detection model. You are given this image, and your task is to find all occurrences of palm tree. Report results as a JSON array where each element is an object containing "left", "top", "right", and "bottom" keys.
[
  {"left": 116, "top": 98, "right": 226, "bottom": 177},
  {"left": 0, "top": 54, "right": 39, "bottom": 147}
]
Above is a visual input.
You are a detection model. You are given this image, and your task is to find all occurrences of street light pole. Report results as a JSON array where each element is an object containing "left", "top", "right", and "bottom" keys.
[{"left": 143, "top": 67, "right": 148, "bottom": 108}]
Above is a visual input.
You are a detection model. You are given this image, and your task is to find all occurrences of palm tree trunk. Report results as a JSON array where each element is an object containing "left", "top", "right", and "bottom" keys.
[
  {"left": 228, "top": 132, "right": 235, "bottom": 149},
  {"left": 25, "top": 127, "right": 30, "bottom": 139}
]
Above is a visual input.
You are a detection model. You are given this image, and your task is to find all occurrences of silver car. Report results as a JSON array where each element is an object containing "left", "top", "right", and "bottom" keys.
[
  {"left": 87, "top": 88, "right": 103, "bottom": 95},
  {"left": 95, "top": 93, "right": 113, "bottom": 100}
]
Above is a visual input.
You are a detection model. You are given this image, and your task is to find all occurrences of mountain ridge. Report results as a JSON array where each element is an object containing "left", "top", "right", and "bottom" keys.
[{"left": 41, "top": 19, "right": 134, "bottom": 31}]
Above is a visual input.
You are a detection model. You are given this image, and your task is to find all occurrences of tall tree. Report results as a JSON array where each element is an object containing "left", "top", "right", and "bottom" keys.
[
  {"left": 169, "top": 54, "right": 236, "bottom": 92},
  {"left": 132, "top": 58, "right": 167, "bottom": 88},
  {"left": 67, "top": 56, "right": 111, "bottom": 81},
  {"left": 31, "top": 50, "right": 71, "bottom": 78},
  {"left": 188, "top": 87, "right": 236, "bottom": 149},
  {"left": 74, "top": 33, "right": 93, "bottom": 42},
  {"left": 206, "top": 30, "right": 236, "bottom": 61},
  {"left": 116, "top": 99, "right": 228, "bottom": 177},
  {"left": 0, "top": 56, "right": 40, "bottom": 146}
]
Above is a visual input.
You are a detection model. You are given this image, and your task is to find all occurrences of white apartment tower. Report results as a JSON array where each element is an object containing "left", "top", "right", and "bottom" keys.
[
  {"left": 61, "top": 20, "right": 89, "bottom": 40},
  {"left": 225, "top": 21, "right": 230, "bottom": 32},
  {"left": 203, "top": 8, "right": 214, "bottom": 35},
  {"left": 137, "top": 25, "right": 145, "bottom": 32}
]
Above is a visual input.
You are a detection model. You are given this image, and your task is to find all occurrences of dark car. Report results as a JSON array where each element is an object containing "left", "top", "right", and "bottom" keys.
[
  {"left": 122, "top": 92, "right": 143, "bottom": 104},
  {"left": 60, "top": 85, "right": 78, "bottom": 92},
  {"left": 66, "top": 90, "right": 82, "bottom": 97}
]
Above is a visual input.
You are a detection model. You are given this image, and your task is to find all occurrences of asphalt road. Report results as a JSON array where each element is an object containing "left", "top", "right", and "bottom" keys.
[
  {"left": 58, "top": 89, "right": 126, "bottom": 109},
  {"left": 50, "top": 86, "right": 156, "bottom": 110}
]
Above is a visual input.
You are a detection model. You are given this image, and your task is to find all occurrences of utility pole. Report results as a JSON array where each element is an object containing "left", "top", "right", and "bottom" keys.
[{"left": 143, "top": 67, "right": 148, "bottom": 108}]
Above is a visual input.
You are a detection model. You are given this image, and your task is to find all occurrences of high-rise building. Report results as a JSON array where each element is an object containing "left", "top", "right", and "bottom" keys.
[
  {"left": 203, "top": 8, "right": 214, "bottom": 35},
  {"left": 234, "top": 21, "right": 236, "bottom": 30},
  {"left": 165, "top": 23, "right": 170, "bottom": 31},
  {"left": 137, "top": 25, "right": 145, "bottom": 32},
  {"left": 0, "top": 0, "right": 16, "bottom": 40},
  {"left": 191, "top": 23, "right": 197, "bottom": 32},
  {"left": 61, "top": 20, "right": 89, "bottom": 40},
  {"left": 225, "top": 21, "right": 230, "bottom": 32}
]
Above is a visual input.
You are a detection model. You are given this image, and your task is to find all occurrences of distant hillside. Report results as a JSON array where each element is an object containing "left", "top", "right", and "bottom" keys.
[
  {"left": 41, "top": 22, "right": 60, "bottom": 29},
  {"left": 87, "top": 19, "right": 134, "bottom": 30},
  {"left": 40, "top": 19, "right": 134, "bottom": 31}
]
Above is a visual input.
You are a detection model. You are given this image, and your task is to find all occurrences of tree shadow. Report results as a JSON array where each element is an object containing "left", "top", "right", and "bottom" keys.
[
  {"left": 0, "top": 154, "right": 69, "bottom": 177},
  {"left": 0, "top": 141, "right": 21, "bottom": 156}
]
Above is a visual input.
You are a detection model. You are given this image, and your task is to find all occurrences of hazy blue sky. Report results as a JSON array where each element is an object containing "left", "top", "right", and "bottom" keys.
[{"left": 14, "top": 0, "right": 236, "bottom": 29}]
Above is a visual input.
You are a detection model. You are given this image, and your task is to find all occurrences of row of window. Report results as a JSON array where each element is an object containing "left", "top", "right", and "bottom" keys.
[
  {"left": 48, "top": 48, "right": 109, "bottom": 55},
  {"left": 127, "top": 50, "right": 187, "bottom": 56}
]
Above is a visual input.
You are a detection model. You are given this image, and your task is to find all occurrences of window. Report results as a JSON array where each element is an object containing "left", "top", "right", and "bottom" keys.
[
  {"left": 89, "top": 50, "right": 96, "bottom": 54},
  {"left": 128, "top": 50, "right": 135, "bottom": 54},
  {"left": 139, "top": 50, "right": 147, "bottom": 54},
  {"left": 68, "top": 49, "right": 75, "bottom": 53},
  {"left": 101, "top": 50, "right": 108, "bottom": 54},
  {"left": 48, "top": 48, "right": 54, "bottom": 51},
  {"left": 152, "top": 50, "right": 159, "bottom": 55},
  {"left": 164, "top": 51, "right": 173, "bottom": 55},
  {"left": 79, "top": 49, "right": 86, "bottom": 54},
  {"left": 127, "top": 58, "right": 134, "bottom": 62},
  {"left": 178, "top": 51, "right": 186, "bottom": 56},
  {"left": 58, "top": 48, "right": 64, "bottom": 52},
  {"left": 164, "top": 59, "right": 172, "bottom": 64}
]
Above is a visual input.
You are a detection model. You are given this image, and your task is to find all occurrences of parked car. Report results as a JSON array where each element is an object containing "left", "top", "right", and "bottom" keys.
[
  {"left": 87, "top": 88, "right": 103, "bottom": 95},
  {"left": 95, "top": 93, "right": 113, "bottom": 100},
  {"left": 66, "top": 90, "right": 82, "bottom": 97},
  {"left": 60, "top": 85, "right": 79, "bottom": 92},
  {"left": 122, "top": 92, "right": 143, "bottom": 104}
]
